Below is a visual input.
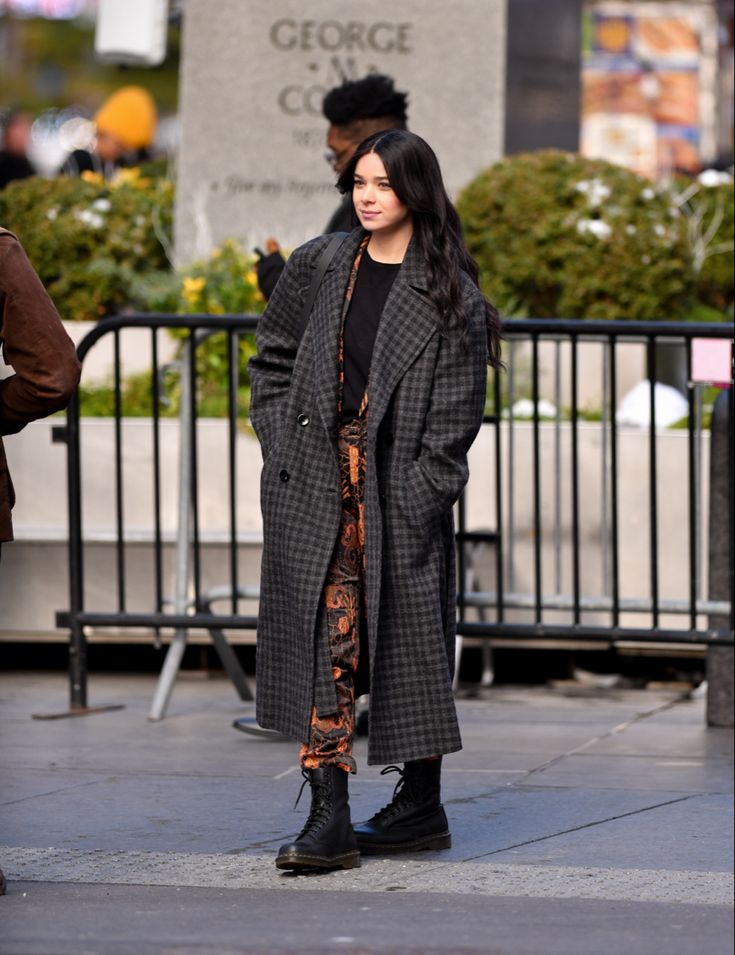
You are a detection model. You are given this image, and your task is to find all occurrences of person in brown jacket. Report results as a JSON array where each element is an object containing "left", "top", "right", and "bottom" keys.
[{"left": 0, "top": 227, "right": 81, "bottom": 552}]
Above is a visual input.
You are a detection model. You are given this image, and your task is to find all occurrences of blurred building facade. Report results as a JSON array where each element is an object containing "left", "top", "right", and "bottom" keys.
[
  {"left": 581, "top": 0, "right": 734, "bottom": 177},
  {"left": 1, "top": 0, "right": 732, "bottom": 181}
]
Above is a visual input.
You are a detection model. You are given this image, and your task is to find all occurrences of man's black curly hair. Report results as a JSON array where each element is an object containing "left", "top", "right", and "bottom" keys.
[{"left": 322, "top": 74, "right": 408, "bottom": 127}]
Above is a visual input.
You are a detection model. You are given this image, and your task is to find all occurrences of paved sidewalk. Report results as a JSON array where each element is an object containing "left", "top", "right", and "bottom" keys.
[{"left": 0, "top": 671, "right": 732, "bottom": 954}]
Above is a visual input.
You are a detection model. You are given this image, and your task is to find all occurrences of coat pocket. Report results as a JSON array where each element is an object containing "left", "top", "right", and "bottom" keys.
[{"left": 393, "top": 460, "right": 446, "bottom": 530}]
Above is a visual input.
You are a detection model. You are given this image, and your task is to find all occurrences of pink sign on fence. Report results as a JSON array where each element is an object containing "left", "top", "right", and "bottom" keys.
[{"left": 691, "top": 338, "right": 733, "bottom": 385}]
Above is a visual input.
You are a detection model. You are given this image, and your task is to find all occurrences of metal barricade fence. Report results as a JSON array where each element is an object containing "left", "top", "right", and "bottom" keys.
[
  {"left": 454, "top": 319, "right": 734, "bottom": 682},
  {"left": 54, "top": 314, "right": 734, "bottom": 717},
  {"left": 56, "top": 314, "right": 261, "bottom": 718}
]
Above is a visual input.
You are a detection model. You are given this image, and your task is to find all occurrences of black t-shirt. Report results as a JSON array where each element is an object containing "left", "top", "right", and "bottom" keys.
[{"left": 341, "top": 250, "right": 401, "bottom": 422}]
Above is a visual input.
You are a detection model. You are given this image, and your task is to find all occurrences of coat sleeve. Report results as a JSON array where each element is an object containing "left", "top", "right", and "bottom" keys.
[
  {"left": 248, "top": 243, "right": 313, "bottom": 458},
  {"left": 0, "top": 234, "right": 82, "bottom": 437},
  {"left": 406, "top": 294, "right": 488, "bottom": 523}
]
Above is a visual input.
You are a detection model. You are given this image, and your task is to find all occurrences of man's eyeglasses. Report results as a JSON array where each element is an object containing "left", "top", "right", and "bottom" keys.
[{"left": 325, "top": 148, "right": 351, "bottom": 171}]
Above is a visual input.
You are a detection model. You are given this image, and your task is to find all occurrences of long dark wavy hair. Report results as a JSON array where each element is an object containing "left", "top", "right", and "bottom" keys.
[{"left": 337, "top": 129, "right": 501, "bottom": 366}]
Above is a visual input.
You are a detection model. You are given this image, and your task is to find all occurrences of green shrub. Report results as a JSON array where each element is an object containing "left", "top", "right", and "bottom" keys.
[
  {"left": 677, "top": 178, "right": 734, "bottom": 315},
  {"left": 457, "top": 150, "right": 695, "bottom": 320},
  {"left": 75, "top": 241, "right": 266, "bottom": 419},
  {"left": 77, "top": 370, "right": 176, "bottom": 418},
  {"left": 166, "top": 239, "right": 266, "bottom": 420},
  {"left": 175, "top": 238, "right": 264, "bottom": 316},
  {"left": 0, "top": 170, "right": 173, "bottom": 322},
  {"left": 76, "top": 368, "right": 252, "bottom": 420},
  {"left": 0, "top": 174, "right": 269, "bottom": 418}
]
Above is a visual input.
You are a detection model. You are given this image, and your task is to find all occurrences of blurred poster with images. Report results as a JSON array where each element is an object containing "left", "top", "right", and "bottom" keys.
[
  {"left": 0, "top": 0, "right": 95, "bottom": 16},
  {"left": 581, "top": 1, "right": 718, "bottom": 178}
]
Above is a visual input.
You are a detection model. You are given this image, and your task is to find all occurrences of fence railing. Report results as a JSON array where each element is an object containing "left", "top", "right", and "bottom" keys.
[
  {"left": 56, "top": 314, "right": 734, "bottom": 715},
  {"left": 456, "top": 318, "right": 734, "bottom": 647}
]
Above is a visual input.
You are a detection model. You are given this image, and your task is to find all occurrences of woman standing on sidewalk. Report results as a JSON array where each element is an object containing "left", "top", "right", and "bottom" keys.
[{"left": 249, "top": 129, "right": 500, "bottom": 871}]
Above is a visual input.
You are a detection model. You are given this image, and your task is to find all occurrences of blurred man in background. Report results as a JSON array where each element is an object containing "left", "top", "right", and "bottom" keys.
[
  {"left": 256, "top": 74, "right": 409, "bottom": 299},
  {"left": 59, "top": 85, "right": 157, "bottom": 179},
  {"left": 0, "top": 108, "right": 36, "bottom": 191}
]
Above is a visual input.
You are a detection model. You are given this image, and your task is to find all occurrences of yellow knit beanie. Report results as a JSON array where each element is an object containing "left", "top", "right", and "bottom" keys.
[{"left": 95, "top": 86, "right": 157, "bottom": 150}]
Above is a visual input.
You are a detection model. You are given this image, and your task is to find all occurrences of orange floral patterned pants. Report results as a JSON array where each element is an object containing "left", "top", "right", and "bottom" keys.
[{"left": 300, "top": 416, "right": 367, "bottom": 774}]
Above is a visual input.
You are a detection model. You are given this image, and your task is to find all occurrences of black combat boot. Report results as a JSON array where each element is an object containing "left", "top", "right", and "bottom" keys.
[
  {"left": 275, "top": 766, "right": 361, "bottom": 871},
  {"left": 354, "top": 758, "right": 451, "bottom": 854}
]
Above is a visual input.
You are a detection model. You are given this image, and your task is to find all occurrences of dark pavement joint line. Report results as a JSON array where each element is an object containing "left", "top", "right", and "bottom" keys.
[
  {"left": 519, "top": 692, "right": 692, "bottom": 783},
  {"left": 438, "top": 693, "right": 701, "bottom": 816},
  {"left": 461, "top": 793, "right": 698, "bottom": 861},
  {"left": 0, "top": 777, "right": 105, "bottom": 809}
]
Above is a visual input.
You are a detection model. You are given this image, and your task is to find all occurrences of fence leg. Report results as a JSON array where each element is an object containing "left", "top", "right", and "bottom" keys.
[
  {"left": 148, "top": 344, "right": 194, "bottom": 721},
  {"left": 32, "top": 620, "right": 124, "bottom": 720},
  {"left": 31, "top": 402, "right": 124, "bottom": 720},
  {"left": 69, "top": 620, "right": 87, "bottom": 710},
  {"left": 706, "top": 390, "right": 734, "bottom": 727},
  {"left": 208, "top": 626, "right": 254, "bottom": 701},
  {"left": 148, "top": 629, "right": 189, "bottom": 721}
]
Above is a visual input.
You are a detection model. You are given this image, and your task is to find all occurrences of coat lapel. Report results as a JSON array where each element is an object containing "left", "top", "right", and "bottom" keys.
[
  {"left": 367, "top": 235, "right": 438, "bottom": 432},
  {"left": 310, "top": 229, "right": 363, "bottom": 446},
  {"left": 309, "top": 229, "right": 439, "bottom": 446}
]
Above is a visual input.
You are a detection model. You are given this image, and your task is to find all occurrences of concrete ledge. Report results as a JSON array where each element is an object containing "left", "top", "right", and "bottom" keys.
[{"left": 2, "top": 845, "right": 732, "bottom": 906}]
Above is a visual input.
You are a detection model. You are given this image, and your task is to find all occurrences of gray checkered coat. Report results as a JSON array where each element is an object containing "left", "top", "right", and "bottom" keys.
[{"left": 249, "top": 228, "right": 487, "bottom": 765}]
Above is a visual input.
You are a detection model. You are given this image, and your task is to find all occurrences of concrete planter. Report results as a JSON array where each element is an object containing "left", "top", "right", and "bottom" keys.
[
  {"left": 1, "top": 418, "right": 263, "bottom": 637},
  {"left": 465, "top": 421, "right": 710, "bottom": 634},
  {"left": 63, "top": 320, "right": 180, "bottom": 384},
  {"left": 0, "top": 418, "right": 711, "bottom": 641}
]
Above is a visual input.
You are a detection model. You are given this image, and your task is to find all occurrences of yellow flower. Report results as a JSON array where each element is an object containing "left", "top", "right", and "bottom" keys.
[
  {"left": 244, "top": 270, "right": 257, "bottom": 287},
  {"left": 81, "top": 171, "right": 103, "bottom": 185},
  {"left": 110, "top": 167, "right": 151, "bottom": 190},
  {"left": 115, "top": 168, "right": 140, "bottom": 185},
  {"left": 183, "top": 276, "right": 206, "bottom": 295},
  {"left": 209, "top": 302, "right": 225, "bottom": 315},
  {"left": 182, "top": 275, "right": 206, "bottom": 306}
]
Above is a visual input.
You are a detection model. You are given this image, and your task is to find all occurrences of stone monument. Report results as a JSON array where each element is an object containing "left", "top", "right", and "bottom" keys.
[
  {"left": 175, "top": 0, "right": 507, "bottom": 263},
  {"left": 707, "top": 390, "right": 734, "bottom": 728}
]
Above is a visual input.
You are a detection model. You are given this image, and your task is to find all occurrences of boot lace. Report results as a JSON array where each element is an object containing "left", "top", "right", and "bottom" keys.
[
  {"left": 370, "top": 765, "right": 414, "bottom": 822},
  {"left": 293, "top": 769, "right": 333, "bottom": 836}
]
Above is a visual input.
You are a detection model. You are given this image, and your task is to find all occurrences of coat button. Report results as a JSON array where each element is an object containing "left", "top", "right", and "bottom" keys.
[
  {"left": 279, "top": 469, "right": 290, "bottom": 483},
  {"left": 297, "top": 413, "right": 310, "bottom": 427}
]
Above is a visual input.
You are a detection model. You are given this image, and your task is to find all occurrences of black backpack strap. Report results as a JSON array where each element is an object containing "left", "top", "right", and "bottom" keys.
[{"left": 297, "top": 232, "right": 348, "bottom": 342}]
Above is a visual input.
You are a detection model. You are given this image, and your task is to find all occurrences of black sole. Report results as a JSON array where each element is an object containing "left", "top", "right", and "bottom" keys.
[
  {"left": 275, "top": 850, "right": 361, "bottom": 871},
  {"left": 356, "top": 832, "right": 451, "bottom": 854}
]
